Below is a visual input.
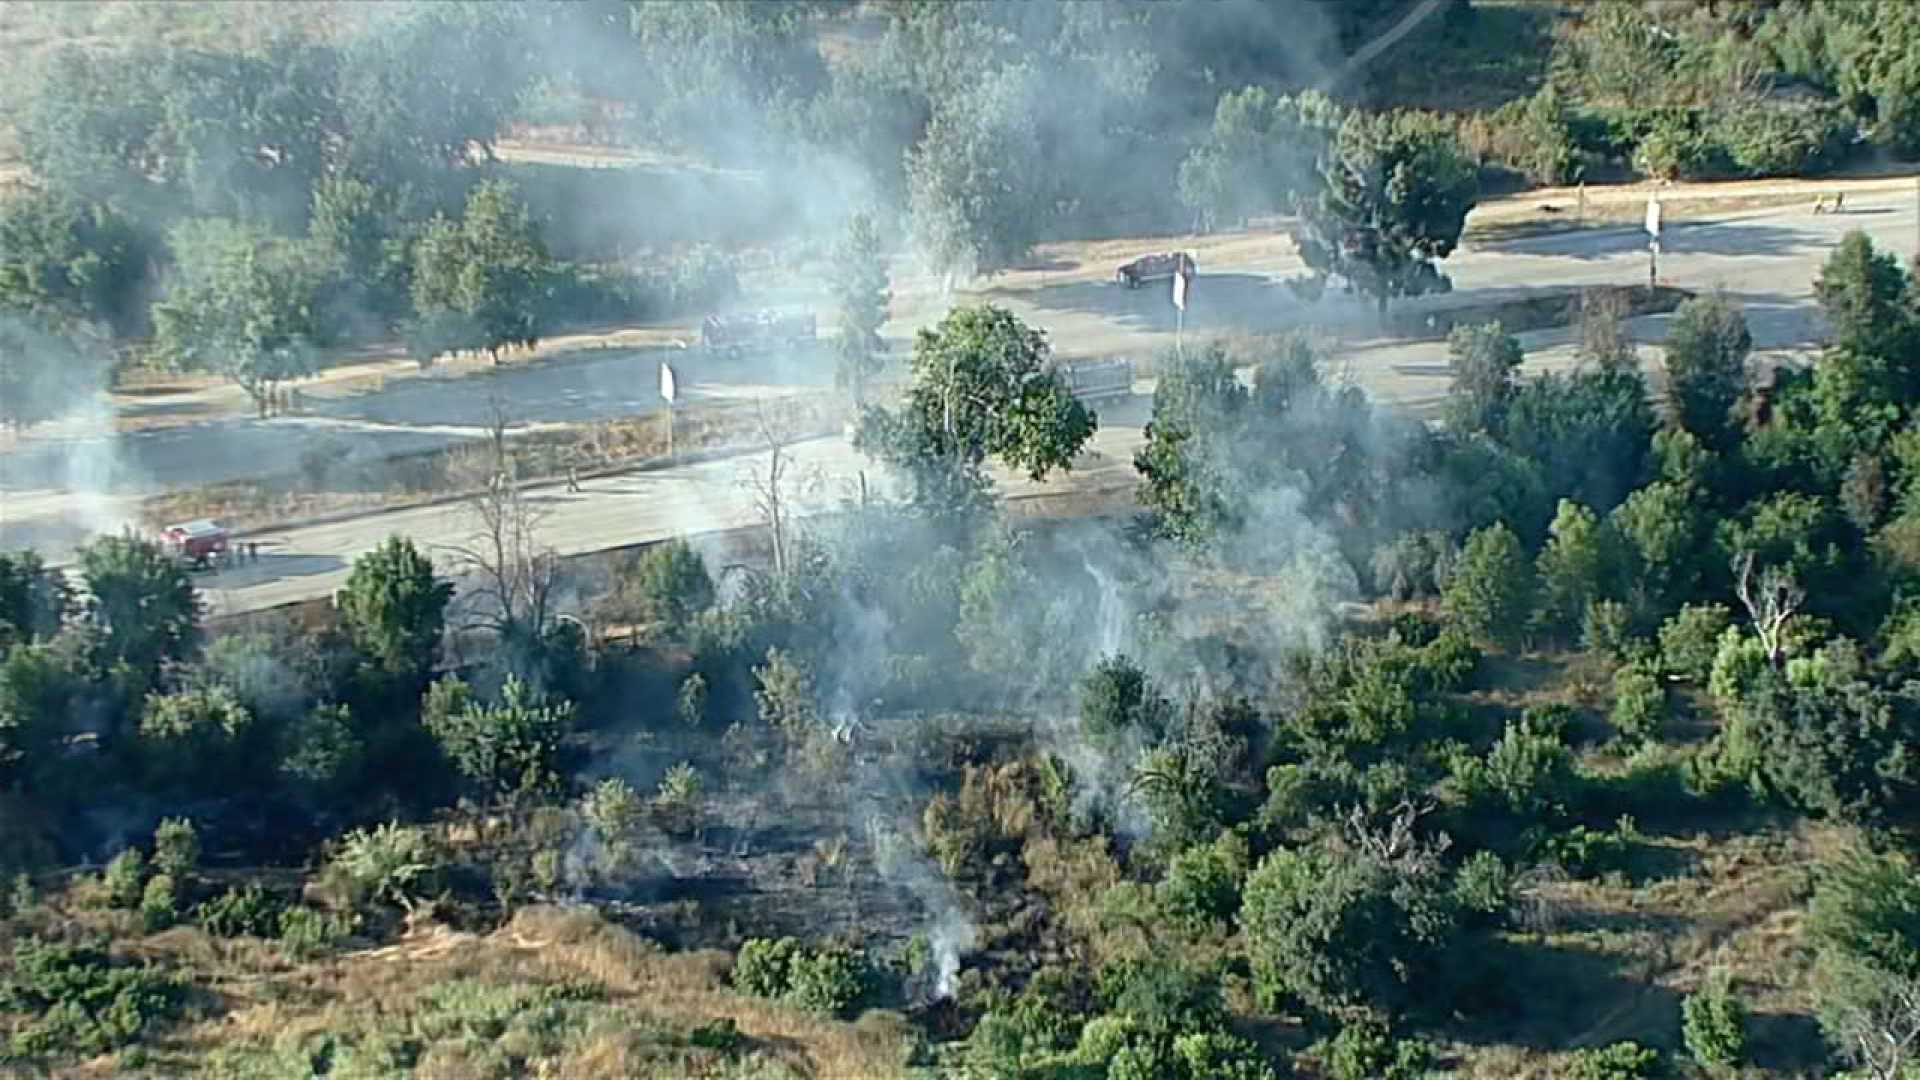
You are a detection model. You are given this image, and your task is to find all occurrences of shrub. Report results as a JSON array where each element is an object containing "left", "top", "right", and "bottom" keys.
[
  {"left": 1161, "top": 832, "right": 1250, "bottom": 932},
  {"left": 150, "top": 817, "right": 199, "bottom": 880},
  {"left": 1570, "top": 1040, "right": 1660, "bottom": 1079},
  {"left": 1659, "top": 604, "right": 1732, "bottom": 682},
  {"left": 1610, "top": 661, "right": 1667, "bottom": 745},
  {"left": 1682, "top": 970, "right": 1748, "bottom": 1071},
  {"left": 0, "top": 937, "right": 183, "bottom": 1059},
  {"left": 278, "top": 905, "right": 351, "bottom": 959},
  {"left": 675, "top": 672, "right": 709, "bottom": 726},
  {"left": 1078, "top": 653, "right": 1174, "bottom": 744},
  {"left": 196, "top": 885, "right": 285, "bottom": 938},
  {"left": 1583, "top": 599, "right": 1640, "bottom": 660},
  {"left": 1539, "top": 824, "right": 1631, "bottom": 880},
  {"left": 1714, "top": 101, "right": 1852, "bottom": 178},
  {"left": 139, "top": 874, "right": 177, "bottom": 932},
  {"left": 733, "top": 937, "right": 801, "bottom": 999},
  {"left": 102, "top": 847, "right": 146, "bottom": 909},
  {"left": 1172, "top": 1030, "right": 1280, "bottom": 1080},
  {"left": 785, "top": 946, "right": 869, "bottom": 1016},
  {"left": 324, "top": 822, "right": 437, "bottom": 910},
  {"left": 1632, "top": 111, "right": 1713, "bottom": 179},
  {"left": 1451, "top": 850, "right": 1512, "bottom": 926}
]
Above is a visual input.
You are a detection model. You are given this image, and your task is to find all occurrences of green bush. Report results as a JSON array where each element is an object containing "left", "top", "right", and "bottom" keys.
[
  {"left": 1583, "top": 599, "right": 1641, "bottom": 661},
  {"left": 1539, "top": 823, "right": 1632, "bottom": 880},
  {"left": 0, "top": 937, "right": 183, "bottom": 1059},
  {"left": 1570, "top": 1040, "right": 1661, "bottom": 1079},
  {"left": 1713, "top": 101, "right": 1853, "bottom": 178},
  {"left": 784, "top": 946, "right": 869, "bottom": 1017},
  {"left": 324, "top": 821, "right": 437, "bottom": 909},
  {"left": 197, "top": 884, "right": 285, "bottom": 938},
  {"left": 102, "top": 847, "right": 146, "bottom": 909},
  {"left": 1161, "top": 832, "right": 1250, "bottom": 932},
  {"left": 1451, "top": 850, "right": 1512, "bottom": 925},
  {"left": 151, "top": 818, "right": 199, "bottom": 880},
  {"left": 1682, "top": 970, "right": 1748, "bottom": 1070},
  {"left": 1659, "top": 604, "right": 1732, "bottom": 682},
  {"left": 1610, "top": 661, "right": 1667, "bottom": 745},
  {"left": 139, "top": 874, "right": 177, "bottom": 932},
  {"left": 1324, "top": 1013, "right": 1434, "bottom": 1080},
  {"left": 732, "top": 937, "right": 802, "bottom": 999},
  {"left": 278, "top": 905, "right": 352, "bottom": 959},
  {"left": 1632, "top": 111, "right": 1715, "bottom": 180}
]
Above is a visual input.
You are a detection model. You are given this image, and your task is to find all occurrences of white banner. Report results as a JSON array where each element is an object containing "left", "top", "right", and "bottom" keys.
[
  {"left": 1172, "top": 266, "right": 1189, "bottom": 312},
  {"left": 659, "top": 361, "right": 677, "bottom": 403},
  {"left": 1645, "top": 198, "right": 1662, "bottom": 238}
]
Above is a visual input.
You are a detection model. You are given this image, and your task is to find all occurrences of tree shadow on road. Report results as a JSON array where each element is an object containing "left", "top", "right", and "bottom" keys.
[{"left": 1482, "top": 220, "right": 1813, "bottom": 262}]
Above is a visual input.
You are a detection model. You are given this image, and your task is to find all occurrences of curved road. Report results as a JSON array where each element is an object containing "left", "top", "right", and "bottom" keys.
[{"left": 5, "top": 189, "right": 1917, "bottom": 615}]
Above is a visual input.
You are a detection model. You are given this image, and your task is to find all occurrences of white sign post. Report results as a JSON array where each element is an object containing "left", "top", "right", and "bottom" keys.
[
  {"left": 1171, "top": 257, "right": 1191, "bottom": 357},
  {"left": 659, "top": 361, "right": 677, "bottom": 457},
  {"left": 1644, "top": 198, "right": 1663, "bottom": 290}
]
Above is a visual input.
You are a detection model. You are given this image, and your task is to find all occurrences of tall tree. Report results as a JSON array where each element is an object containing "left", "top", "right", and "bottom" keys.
[
  {"left": 1442, "top": 522, "right": 1536, "bottom": 649},
  {"left": 407, "top": 181, "right": 551, "bottom": 364},
  {"left": 337, "top": 536, "right": 453, "bottom": 682},
  {"left": 1445, "top": 321, "right": 1524, "bottom": 435},
  {"left": 829, "top": 211, "right": 891, "bottom": 403},
  {"left": 1664, "top": 293, "right": 1755, "bottom": 453},
  {"left": 905, "top": 66, "right": 1048, "bottom": 285},
  {"left": 0, "top": 315, "right": 104, "bottom": 432},
  {"left": 1176, "top": 88, "right": 1339, "bottom": 232},
  {"left": 1291, "top": 109, "right": 1479, "bottom": 313},
  {"left": 0, "top": 191, "right": 148, "bottom": 334},
  {"left": 77, "top": 532, "right": 199, "bottom": 680},
  {"left": 855, "top": 305, "right": 1094, "bottom": 517},
  {"left": 150, "top": 218, "right": 330, "bottom": 416},
  {"left": 0, "top": 550, "right": 70, "bottom": 650}
]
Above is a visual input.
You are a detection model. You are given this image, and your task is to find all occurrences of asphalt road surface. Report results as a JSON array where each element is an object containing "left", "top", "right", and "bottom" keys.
[{"left": 5, "top": 190, "right": 1917, "bottom": 605}]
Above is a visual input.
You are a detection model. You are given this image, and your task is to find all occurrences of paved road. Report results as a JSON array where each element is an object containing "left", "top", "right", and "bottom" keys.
[{"left": 5, "top": 189, "right": 1917, "bottom": 596}]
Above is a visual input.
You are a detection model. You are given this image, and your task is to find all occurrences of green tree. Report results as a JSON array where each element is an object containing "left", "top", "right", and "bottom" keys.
[
  {"left": 1808, "top": 847, "right": 1920, "bottom": 1080},
  {"left": 0, "top": 191, "right": 147, "bottom": 333},
  {"left": 904, "top": 66, "right": 1047, "bottom": 284},
  {"left": 609, "top": 539, "right": 715, "bottom": 637},
  {"left": 854, "top": 305, "right": 1094, "bottom": 516},
  {"left": 1242, "top": 840, "right": 1456, "bottom": 1017},
  {"left": 77, "top": 532, "right": 199, "bottom": 680},
  {"left": 1134, "top": 343, "right": 1251, "bottom": 546},
  {"left": 1814, "top": 232, "right": 1916, "bottom": 372},
  {"left": 407, "top": 180, "right": 551, "bottom": 364},
  {"left": 150, "top": 818, "right": 199, "bottom": 881},
  {"left": 1292, "top": 109, "right": 1478, "bottom": 313},
  {"left": 0, "top": 315, "right": 105, "bottom": 433},
  {"left": 423, "top": 674, "right": 573, "bottom": 798},
  {"left": 0, "top": 550, "right": 69, "bottom": 649},
  {"left": 138, "top": 685, "right": 254, "bottom": 789},
  {"left": 337, "top": 536, "right": 452, "bottom": 681},
  {"left": 1535, "top": 500, "right": 1616, "bottom": 638},
  {"left": 1611, "top": 481, "right": 1709, "bottom": 616},
  {"left": 829, "top": 211, "right": 890, "bottom": 403},
  {"left": 151, "top": 218, "right": 330, "bottom": 417},
  {"left": 337, "top": 4, "right": 529, "bottom": 177},
  {"left": 1442, "top": 523, "right": 1536, "bottom": 649},
  {"left": 1079, "top": 654, "right": 1174, "bottom": 745},
  {"left": 1664, "top": 294, "right": 1754, "bottom": 452},
  {"left": 1176, "top": 87, "right": 1339, "bottom": 231},
  {"left": 1682, "top": 969, "right": 1749, "bottom": 1072},
  {"left": 1445, "top": 321, "right": 1524, "bottom": 435}
]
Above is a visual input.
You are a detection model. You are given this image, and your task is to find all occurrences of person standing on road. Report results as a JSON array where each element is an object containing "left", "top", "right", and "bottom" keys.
[{"left": 567, "top": 465, "right": 582, "bottom": 493}]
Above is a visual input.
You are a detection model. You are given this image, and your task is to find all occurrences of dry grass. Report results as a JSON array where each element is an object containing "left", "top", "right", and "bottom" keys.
[
  {"left": 98, "top": 904, "right": 916, "bottom": 1079},
  {"left": 139, "top": 391, "right": 851, "bottom": 535}
]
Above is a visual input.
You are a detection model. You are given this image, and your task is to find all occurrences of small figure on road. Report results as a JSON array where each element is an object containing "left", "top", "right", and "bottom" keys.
[
  {"left": 248, "top": 541, "right": 260, "bottom": 563},
  {"left": 567, "top": 465, "right": 582, "bottom": 493}
]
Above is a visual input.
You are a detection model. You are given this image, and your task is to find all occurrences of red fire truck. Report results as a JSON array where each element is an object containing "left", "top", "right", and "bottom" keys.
[{"left": 161, "top": 520, "right": 232, "bottom": 570}]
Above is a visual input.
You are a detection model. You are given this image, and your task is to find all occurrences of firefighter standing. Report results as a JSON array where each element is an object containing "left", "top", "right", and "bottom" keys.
[{"left": 567, "top": 465, "right": 582, "bottom": 493}]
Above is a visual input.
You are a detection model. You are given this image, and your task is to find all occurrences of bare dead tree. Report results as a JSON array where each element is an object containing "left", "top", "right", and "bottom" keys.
[
  {"left": 743, "top": 397, "right": 821, "bottom": 582},
  {"left": 1828, "top": 971, "right": 1920, "bottom": 1080},
  {"left": 1578, "top": 287, "right": 1637, "bottom": 372},
  {"left": 1342, "top": 799, "right": 1450, "bottom": 870},
  {"left": 446, "top": 400, "right": 562, "bottom": 644},
  {"left": 1733, "top": 551, "right": 1804, "bottom": 668}
]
